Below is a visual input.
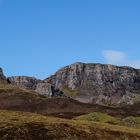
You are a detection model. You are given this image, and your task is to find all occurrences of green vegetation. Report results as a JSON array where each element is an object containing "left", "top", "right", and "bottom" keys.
[
  {"left": 0, "top": 83, "right": 20, "bottom": 91},
  {"left": 122, "top": 116, "right": 140, "bottom": 128},
  {"left": 0, "top": 83, "right": 30, "bottom": 93},
  {"left": 0, "top": 110, "right": 140, "bottom": 140},
  {"left": 74, "top": 112, "right": 140, "bottom": 129},
  {"left": 74, "top": 112, "right": 120, "bottom": 124},
  {"left": 62, "top": 86, "right": 78, "bottom": 96}
]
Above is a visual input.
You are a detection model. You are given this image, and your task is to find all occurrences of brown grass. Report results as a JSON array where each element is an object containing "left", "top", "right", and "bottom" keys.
[{"left": 0, "top": 110, "right": 140, "bottom": 140}]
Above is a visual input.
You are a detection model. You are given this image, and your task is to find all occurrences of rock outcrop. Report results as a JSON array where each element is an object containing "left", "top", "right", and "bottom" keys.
[
  {"left": 7, "top": 76, "right": 63, "bottom": 97},
  {"left": 6, "top": 62, "right": 140, "bottom": 106},
  {"left": 0, "top": 68, "right": 7, "bottom": 83},
  {"left": 7, "top": 76, "right": 41, "bottom": 90},
  {"left": 45, "top": 62, "right": 140, "bottom": 106}
]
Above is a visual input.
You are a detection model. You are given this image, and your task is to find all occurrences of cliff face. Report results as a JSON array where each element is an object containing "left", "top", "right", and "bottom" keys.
[
  {"left": 45, "top": 62, "right": 140, "bottom": 106},
  {"left": 7, "top": 63, "right": 140, "bottom": 106},
  {"left": 7, "top": 76, "right": 63, "bottom": 97},
  {"left": 0, "top": 68, "right": 7, "bottom": 83},
  {"left": 7, "top": 76, "right": 41, "bottom": 90}
]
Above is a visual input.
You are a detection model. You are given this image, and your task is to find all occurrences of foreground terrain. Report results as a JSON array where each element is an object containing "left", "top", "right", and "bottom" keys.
[
  {"left": 1, "top": 84, "right": 140, "bottom": 139},
  {"left": 0, "top": 110, "right": 140, "bottom": 140}
]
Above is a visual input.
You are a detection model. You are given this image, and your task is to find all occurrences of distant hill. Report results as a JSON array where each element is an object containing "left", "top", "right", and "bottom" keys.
[
  {"left": 7, "top": 62, "right": 140, "bottom": 107},
  {"left": 0, "top": 64, "right": 139, "bottom": 117}
]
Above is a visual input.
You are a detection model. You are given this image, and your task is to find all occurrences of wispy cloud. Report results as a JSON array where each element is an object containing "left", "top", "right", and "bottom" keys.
[
  {"left": 102, "top": 50, "right": 140, "bottom": 69},
  {"left": 102, "top": 50, "right": 126, "bottom": 65},
  {"left": 127, "top": 60, "right": 140, "bottom": 69}
]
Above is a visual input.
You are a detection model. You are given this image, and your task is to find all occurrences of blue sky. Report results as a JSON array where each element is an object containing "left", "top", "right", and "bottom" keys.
[{"left": 0, "top": 0, "right": 140, "bottom": 79}]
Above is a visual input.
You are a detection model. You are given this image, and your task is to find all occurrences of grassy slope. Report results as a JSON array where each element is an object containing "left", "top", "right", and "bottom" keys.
[
  {"left": 1, "top": 83, "right": 140, "bottom": 139},
  {"left": 0, "top": 83, "right": 41, "bottom": 97},
  {"left": 0, "top": 110, "right": 140, "bottom": 140},
  {"left": 62, "top": 86, "right": 78, "bottom": 96},
  {"left": 0, "top": 83, "right": 131, "bottom": 119},
  {"left": 75, "top": 112, "right": 140, "bottom": 129},
  {"left": 75, "top": 112, "right": 120, "bottom": 124}
]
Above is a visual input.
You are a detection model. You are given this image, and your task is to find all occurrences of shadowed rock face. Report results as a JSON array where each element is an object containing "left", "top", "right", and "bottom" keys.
[
  {"left": 45, "top": 62, "right": 140, "bottom": 106},
  {"left": 0, "top": 68, "right": 7, "bottom": 83}
]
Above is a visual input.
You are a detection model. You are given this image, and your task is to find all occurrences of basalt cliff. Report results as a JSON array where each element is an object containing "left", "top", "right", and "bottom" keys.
[{"left": 6, "top": 62, "right": 140, "bottom": 106}]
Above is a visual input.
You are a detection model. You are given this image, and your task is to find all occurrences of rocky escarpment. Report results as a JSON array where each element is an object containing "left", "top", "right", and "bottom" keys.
[
  {"left": 7, "top": 76, "right": 41, "bottom": 90},
  {"left": 45, "top": 62, "right": 140, "bottom": 106},
  {"left": 35, "top": 82, "right": 63, "bottom": 97},
  {"left": 7, "top": 63, "right": 140, "bottom": 107},
  {"left": 7, "top": 76, "right": 63, "bottom": 97},
  {"left": 0, "top": 68, "right": 7, "bottom": 83}
]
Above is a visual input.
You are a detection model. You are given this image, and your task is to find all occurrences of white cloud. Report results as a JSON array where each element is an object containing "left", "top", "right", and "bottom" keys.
[
  {"left": 127, "top": 60, "right": 140, "bottom": 69},
  {"left": 102, "top": 50, "right": 126, "bottom": 65},
  {"left": 102, "top": 50, "right": 140, "bottom": 69}
]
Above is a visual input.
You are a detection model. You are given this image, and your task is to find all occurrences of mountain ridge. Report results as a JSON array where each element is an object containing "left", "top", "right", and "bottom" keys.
[
  {"left": 45, "top": 62, "right": 140, "bottom": 106},
  {"left": 2, "top": 62, "right": 140, "bottom": 107}
]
